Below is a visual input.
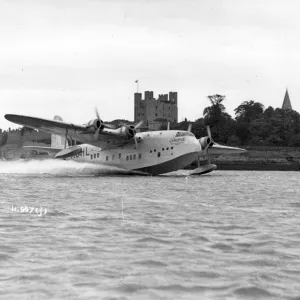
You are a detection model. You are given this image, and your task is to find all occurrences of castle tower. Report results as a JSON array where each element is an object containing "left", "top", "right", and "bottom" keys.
[
  {"left": 282, "top": 88, "right": 292, "bottom": 110},
  {"left": 134, "top": 91, "right": 178, "bottom": 124}
]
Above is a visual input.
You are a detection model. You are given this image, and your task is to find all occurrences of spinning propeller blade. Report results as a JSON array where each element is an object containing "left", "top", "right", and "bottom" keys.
[
  {"left": 206, "top": 125, "right": 212, "bottom": 139},
  {"left": 133, "top": 120, "right": 143, "bottom": 147},
  {"left": 94, "top": 107, "right": 116, "bottom": 130},
  {"left": 94, "top": 107, "right": 102, "bottom": 139},
  {"left": 134, "top": 120, "right": 144, "bottom": 129},
  {"left": 95, "top": 107, "right": 101, "bottom": 122}
]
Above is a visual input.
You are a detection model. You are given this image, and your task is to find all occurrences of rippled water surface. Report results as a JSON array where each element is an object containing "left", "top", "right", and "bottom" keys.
[{"left": 0, "top": 160, "right": 300, "bottom": 299}]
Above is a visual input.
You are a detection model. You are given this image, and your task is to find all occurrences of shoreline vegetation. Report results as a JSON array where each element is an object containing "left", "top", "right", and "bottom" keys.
[
  {"left": 189, "top": 146, "right": 300, "bottom": 171},
  {"left": 1, "top": 94, "right": 300, "bottom": 170}
]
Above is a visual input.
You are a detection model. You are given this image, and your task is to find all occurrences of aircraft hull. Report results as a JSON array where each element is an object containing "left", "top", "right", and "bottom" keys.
[{"left": 134, "top": 151, "right": 199, "bottom": 175}]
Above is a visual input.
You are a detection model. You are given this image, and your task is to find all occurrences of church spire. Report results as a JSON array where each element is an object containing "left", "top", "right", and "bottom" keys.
[{"left": 282, "top": 88, "right": 292, "bottom": 110}]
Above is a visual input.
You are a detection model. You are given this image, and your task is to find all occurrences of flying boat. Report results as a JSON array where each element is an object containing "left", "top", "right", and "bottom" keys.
[{"left": 4, "top": 111, "right": 245, "bottom": 175}]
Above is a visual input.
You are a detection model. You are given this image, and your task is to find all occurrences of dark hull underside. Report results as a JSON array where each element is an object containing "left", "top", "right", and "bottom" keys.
[{"left": 133, "top": 151, "right": 199, "bottom": 175}]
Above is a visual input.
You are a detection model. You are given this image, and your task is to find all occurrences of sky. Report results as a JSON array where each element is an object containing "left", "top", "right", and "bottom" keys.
[{"left": 1, "top": 0, "right": 300, "bottom": 129}]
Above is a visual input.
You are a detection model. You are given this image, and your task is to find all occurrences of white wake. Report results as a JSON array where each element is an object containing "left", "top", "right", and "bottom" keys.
[{"left": 0, "top": 159, "right": 132, "bottom": 176}]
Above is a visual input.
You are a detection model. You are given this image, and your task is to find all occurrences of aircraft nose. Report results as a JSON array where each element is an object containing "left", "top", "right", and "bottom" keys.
[{"left": 189, "top": 136, "right": 201, "bottom": 152}]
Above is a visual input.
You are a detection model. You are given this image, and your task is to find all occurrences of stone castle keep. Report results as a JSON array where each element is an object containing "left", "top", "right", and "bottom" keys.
[{"left": 134, "top": 91, "right": 178, "bottom": 124}]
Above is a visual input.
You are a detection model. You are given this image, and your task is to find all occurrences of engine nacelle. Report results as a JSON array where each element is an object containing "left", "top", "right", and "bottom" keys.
[
  {"left": 199, "top": 137, "right": 212, "bottom": 150},
  {"left": 120, "top": 125, "right": 136, "bottom": 139},
  {"left": 85, "top": 119, "right": 103, "bottom": 133}
]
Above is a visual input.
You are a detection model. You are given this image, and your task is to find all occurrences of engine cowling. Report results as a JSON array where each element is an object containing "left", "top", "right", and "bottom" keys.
[
  {"left": 198, "top": 136, "right": 213, "bottom": 150},
  {"left": 120, "top": 125, "right": 136, "bottom": 139},
  {"left": 85, "top": 119, "right": 103, "bottom": 133}
]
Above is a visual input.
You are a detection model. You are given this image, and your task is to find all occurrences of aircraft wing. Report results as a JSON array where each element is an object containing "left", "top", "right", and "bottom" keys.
[
  {"left": 4, "top": 114, "right": 135, "bottom": 150},
  {"left": 208, "top": 143, "right": 246, "bottom": 155},
  {"left": 23, "top": 146, "right": 62, "bottom": 154}
]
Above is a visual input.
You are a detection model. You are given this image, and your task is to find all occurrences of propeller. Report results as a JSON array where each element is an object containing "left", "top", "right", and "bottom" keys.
[
  {"left": 205, "top": 125, "right": 214, "bottom": 163},
  {"left": 134, "top": 120, "right": 144, "bottom": 130},
  {"left": 198, "top": 125, "right": 214, "bottom": 164},
  {"left": 133, "top": 120, "right": 143, "bottom": 148},
  {"left": 95, "top": 107, "right": 101, "bottom": 122},
  {"left": 206, "top": 125, "right": 212, "bottom": 139},
  {"left": 94, "top": 108, "right": 103, "bottom": 140},
  {"left": 94, "top": 107, "right": 117, "bottom": 129}
]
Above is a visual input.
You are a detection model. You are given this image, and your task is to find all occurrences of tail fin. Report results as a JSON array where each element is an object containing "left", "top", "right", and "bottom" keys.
[{"left": 51, "top": 115, "right": 66, "bottom": 149}]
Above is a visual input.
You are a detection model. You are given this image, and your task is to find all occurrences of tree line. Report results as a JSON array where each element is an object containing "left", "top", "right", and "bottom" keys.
[
  {"left": 166, "top": 94, "right": 300, "bottom": 147},
  {"left": 1, "top": 94, "right": 300, "bottom": 147}
]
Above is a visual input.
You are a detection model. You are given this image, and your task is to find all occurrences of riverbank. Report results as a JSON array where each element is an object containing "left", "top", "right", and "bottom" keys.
[{"left": 191, "top": 146, "right": 300, "bottom": 171}]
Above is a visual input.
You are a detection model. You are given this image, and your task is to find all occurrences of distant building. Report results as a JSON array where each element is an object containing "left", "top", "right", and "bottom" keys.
[
  {"left": 0, "top": 128, "right": 51, "bottom": 159},
  {"left": 282, "top": 88, "right": 293, "bottom": 110},
  {"left": 134, "top": 91, "right": 178, "bottom": 125}
]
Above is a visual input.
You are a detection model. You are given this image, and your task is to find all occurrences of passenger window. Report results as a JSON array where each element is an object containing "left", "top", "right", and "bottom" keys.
[
  {"left": 126, "top": 156, "right": 129, "bottom": 161},
  {"left": 171, "top": 147, "right": 173, "bottom": 150},
  {"left": 97, "top": 153, "right": 99, "bottom": 158},
  {"left": 162, "top": 148, "right": 164, "bottom": 151},
  {"left": 90, "top": 155, "right": 93, "bottom": 160},
  {"left": 133, "top": 154, "right": 136, "bottom": 160},
  {"left": 150, "top": 150, "right": 152, "bottom": 153},
  {"left": 166, "top": 147, "right": 169, "bottom": 150},
  {"left": 94, "top": 154, "right": 96, "bottom": 159},
  {"left": 119, "top": 153, "right": 121, "bottom": 159},
  {"left": 130, "top": 155, "right": 132, "bottom": 160},
  {"left": 106, "top": 156, "right": 108, "bottom": 161},
  {"left": 112, "top": 154, "right": 115, "bottom": 160},
  {"left": 138, "top": 153, "right": 142, "bottom": 159},
  {"left": 158, "top": 152, "right": 161, "bottom": 157},
  {"left": 154, "top": 149, "right": 156, "bottom": 152}
]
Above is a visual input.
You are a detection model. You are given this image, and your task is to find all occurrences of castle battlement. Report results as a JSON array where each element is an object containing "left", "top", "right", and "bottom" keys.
[{"left": 134, "top": 91, "right": 178, "bottom": 124}]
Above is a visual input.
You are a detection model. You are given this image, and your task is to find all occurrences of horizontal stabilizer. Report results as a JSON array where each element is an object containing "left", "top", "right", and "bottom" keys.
[
  {"left": 55, "top": 145, "right": 82, "bottom": 159},
  {"left": 208, "top": 144, "right": 246, "bottom": 155},
  {"left": 23, "top": 146, "right": 62, "bottom": 154}
]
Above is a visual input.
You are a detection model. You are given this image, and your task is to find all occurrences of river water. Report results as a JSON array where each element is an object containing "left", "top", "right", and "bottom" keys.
[{"left": 0, "top": 160, "right": 300, "bottom": 299}]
